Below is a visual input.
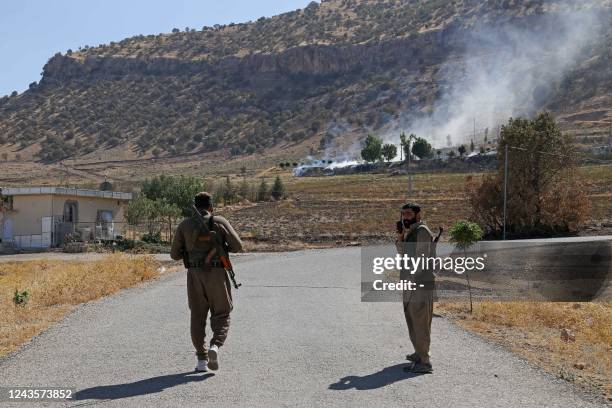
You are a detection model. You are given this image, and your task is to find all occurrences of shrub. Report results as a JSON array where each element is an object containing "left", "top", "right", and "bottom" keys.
[
  {"left": 467, "top": 112, "right": 589, "bottom": 238},
  {"left": 13, "top": 290, "right": 29, "bottom": 306},
  {"left": 271, "top": 176, "right": 285, "bottom": 200},
  {"left": 141, "top": 231, "right": 163, "bottom": 244}
]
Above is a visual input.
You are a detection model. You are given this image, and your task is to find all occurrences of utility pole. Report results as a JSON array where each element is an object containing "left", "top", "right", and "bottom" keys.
[
  {"left": 503, "top": 144, "right": 509, "bottom": 240},
  {"left": 407, "top": 140, "right": 412, "bottom": 196},
  {"left": 405, "top": 134, "right": 415, "bottom": 197},
  {"left": 473, "top": 117, "right": 476, "bottom": 144}
]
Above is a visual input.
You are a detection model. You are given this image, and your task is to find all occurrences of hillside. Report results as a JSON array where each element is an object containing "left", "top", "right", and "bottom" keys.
[{"left": 0, "top": 0, "right": 610, "bottom": 169}]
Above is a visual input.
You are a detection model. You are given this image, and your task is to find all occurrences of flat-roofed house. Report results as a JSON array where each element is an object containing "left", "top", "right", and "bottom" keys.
[{"left": 0, "top": 187, "right": 132, "bottom": 249}]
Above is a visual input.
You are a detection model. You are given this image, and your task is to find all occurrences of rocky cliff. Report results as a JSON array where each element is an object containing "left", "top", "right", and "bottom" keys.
[{"left": 0, "top": 0, "right": 610, "bottom": 164}]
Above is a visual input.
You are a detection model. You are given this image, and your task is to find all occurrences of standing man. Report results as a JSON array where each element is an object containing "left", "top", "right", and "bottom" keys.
[
  {"left": 171, "top": 192, "right": 243, "bottom": 372},
  {"left": 395, "top": 202, "right": 435, "bottom": 373}
]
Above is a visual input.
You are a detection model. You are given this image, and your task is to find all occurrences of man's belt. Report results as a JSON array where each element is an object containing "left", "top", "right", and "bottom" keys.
[{"left": 187, "top": 260, "right": 222, "bottom": 268}]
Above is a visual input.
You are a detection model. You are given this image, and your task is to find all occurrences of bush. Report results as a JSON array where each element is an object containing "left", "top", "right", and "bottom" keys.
[
  {"left": 271, "top": 176, "right": 285, "bottom": 200},
  {"left": 13, "top": 289, "right": 29, "bottom": 306},
  {"left": 467, "top": 112, "right": 589, "bottom": 238},
  {"left": 449, "top": 220, "right": 483, "bottom": 250},
  {"left": 141, "top": 231, "right": 163, "bottom": 244}
]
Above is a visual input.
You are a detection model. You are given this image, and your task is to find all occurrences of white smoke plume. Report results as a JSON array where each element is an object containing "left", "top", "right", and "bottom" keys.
[
  {"left": 303, "top": 3, "right": 608, "bottom": 167},
  {"left": 395, "top": 6, "right": 607, "bottom": 148}
]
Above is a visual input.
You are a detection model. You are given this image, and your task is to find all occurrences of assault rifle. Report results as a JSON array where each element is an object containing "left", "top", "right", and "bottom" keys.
[{"left": 192, "top": 204, "right": 242, "bottom": 289}]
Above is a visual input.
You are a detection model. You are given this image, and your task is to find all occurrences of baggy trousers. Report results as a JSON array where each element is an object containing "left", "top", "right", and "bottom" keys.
[
  {"left": 187, "top": 267, "right": 233, "bottom": 360},
  {"left": 403, "top": 287, "right": 434, "bottom": 360}
]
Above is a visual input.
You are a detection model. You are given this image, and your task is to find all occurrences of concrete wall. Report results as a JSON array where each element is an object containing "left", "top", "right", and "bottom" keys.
[
  {"left": 9, "top": 195, "right": 53, "bottom": 236},
  {"left": 50, "top": 195, "right": 126, "bottom": 232}
]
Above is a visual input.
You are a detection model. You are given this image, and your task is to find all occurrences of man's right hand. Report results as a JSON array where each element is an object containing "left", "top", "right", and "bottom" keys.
[{"left": 396, "top": 220, "right": 404, "bottom": 234}]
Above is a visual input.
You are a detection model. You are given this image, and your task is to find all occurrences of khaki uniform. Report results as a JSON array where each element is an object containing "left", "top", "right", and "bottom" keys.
[
  {"left": 170, "top": 212, "right": 242, "bottom": 360},
  {"left": 396, "top": 221, "right": 434, "bottom": 361}
]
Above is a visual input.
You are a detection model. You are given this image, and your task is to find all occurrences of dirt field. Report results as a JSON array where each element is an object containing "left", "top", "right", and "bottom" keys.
[{"left": 219, "top": 164, "right": 612, "bottom": 251}]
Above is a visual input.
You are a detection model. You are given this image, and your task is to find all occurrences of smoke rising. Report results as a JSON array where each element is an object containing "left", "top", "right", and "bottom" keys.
[
  {"left": 304, "top": 4, "right": 609, "bottom": 169},
  {"left": 393, "top": 7, "right": 607, "bottom": 148}
]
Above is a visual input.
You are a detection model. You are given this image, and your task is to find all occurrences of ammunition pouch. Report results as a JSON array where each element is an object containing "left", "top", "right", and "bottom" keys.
[{"left": 186, "top": 259, "right": 222, "bottom": 268}]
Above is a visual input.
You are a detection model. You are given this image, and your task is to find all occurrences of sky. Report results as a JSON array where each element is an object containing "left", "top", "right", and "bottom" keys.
[{"left": 0, "top": 0, "right": 313, "bottom": 97}]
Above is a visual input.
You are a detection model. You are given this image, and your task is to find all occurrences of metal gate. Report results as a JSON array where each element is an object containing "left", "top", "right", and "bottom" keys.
[{"left": 42, "top": 216, "right": 52, "bottom": 248}]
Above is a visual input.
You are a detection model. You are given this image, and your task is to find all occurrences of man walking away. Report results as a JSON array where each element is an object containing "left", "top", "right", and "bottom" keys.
[
  {"left": 395, "top": 202, "right": 435, "bottom": 373},
  {"left": 171, "top": 192, "right": 243, "bottom": 372}
]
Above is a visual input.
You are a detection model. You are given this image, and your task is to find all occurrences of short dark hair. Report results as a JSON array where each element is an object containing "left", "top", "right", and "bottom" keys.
[
  {"left": 194, "top": 192, "right": 212, "bottom": 209},
  {"left": 402, "top": 202, "right": 421, "bottom": 213}
]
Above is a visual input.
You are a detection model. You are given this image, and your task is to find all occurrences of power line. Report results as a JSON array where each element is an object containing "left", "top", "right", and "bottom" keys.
[{"left": 505, "top": 145, "right": 612, "bottom": 163}]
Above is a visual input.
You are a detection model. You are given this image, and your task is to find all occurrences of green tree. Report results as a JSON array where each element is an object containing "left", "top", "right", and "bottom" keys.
[
  {"left": 401, "top": 133, "right": 417, "bottom": 160},
  {"left": 127, "top": 196, "right": 181, "bottom": 241},
  {"left": 271, "top": 176, "right": 285, "bottom": 200},
  {"left": 449, "top": 220, "right": 483, "bottom": 314},
  {"left": 125, "top": 195, "right": 154, "bottom": 227},
  {"left": 411, "top": 137, "right": 433, "bottom": 159},
  {"left": 126, "top": 195, "right": 159, "bottom": 237},
  {"left": 221, "top": 176, "right": 236, "bottom": 205},
  {"left": 458, "top": 145, "right": 467, "bottom": 157},
  {"left": 141, "top": 175, "right": 204, "bottom": 216},
  {"left": 467, "top": 112, "right": 588, "bottom": 238},
  {"left": 361, "top": 134, "right": 382, "bottom": 163},
  {"left": 239, "top": 178, "right": 251, "bottom": 201},
  {"left": 381, "top": 143, "right": 397, "bottom": 163},
  {"left": 156, "top": 200, "right": 182, "bottom": 242}
]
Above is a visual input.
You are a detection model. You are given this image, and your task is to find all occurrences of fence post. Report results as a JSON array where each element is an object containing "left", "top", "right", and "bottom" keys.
[{"left": 503, "top": 144, "right": 509, "bottom": 240}]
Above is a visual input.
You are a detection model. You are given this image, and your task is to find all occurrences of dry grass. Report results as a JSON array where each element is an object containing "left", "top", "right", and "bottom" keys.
[
  {"left": 0, "top": 255, "right": 161, "bottom": 357},
  {"left": 437, "top": 301, "right": 612, "bottom": 399}
]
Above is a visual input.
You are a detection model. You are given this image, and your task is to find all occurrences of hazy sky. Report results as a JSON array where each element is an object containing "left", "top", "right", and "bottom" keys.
[{"left": 0, "top": 0, "right": 313, "bottom": 97}]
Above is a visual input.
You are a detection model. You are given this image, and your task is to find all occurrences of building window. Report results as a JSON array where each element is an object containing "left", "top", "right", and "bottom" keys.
[
  {"left": 97, "top": 210, "right": 113, "bottom": 223},
  {"left": 63, "top": 201, "right": 78, "bottom": 223},
  {"left": 97, "top": 210, "right": 114, "bottom": 240},
  {"left": 1, "top": 196, "right": 13, "bottom": 211}
]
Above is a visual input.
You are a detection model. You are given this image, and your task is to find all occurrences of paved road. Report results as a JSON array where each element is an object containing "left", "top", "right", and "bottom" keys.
[{"left": 0, "top": 248, "right": 605, "bottom": 407}]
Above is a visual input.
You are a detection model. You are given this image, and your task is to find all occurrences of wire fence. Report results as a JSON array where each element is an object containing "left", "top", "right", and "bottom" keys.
[{"left": 1, "top": 218, "right": 182, "bottom": 250}]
